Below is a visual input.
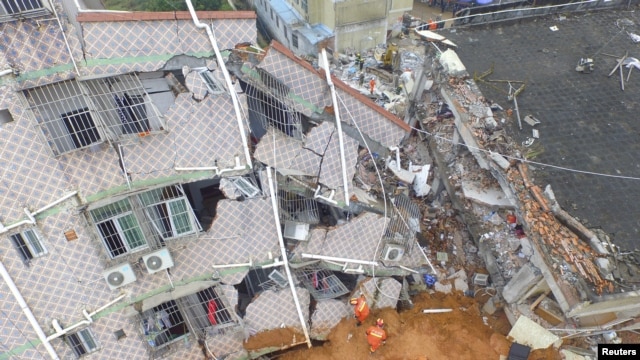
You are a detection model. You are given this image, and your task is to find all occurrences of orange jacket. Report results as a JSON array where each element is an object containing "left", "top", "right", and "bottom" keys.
[
  {"left": 366, "top": 325, "right": 387, "bottom": 351},
  {"left": 354, "top": 296, "right": 370, "bottom": 323}
]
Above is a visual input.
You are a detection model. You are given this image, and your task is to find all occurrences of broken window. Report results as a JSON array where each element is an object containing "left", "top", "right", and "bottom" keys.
[
  {"left": 278, "top": 189, "right": 320, "bottom": 224},
  {"left": 10, "top": 228, "right": 47, "bottom": 265},
  {"left": 138, "top": 185, "right": 201, "bottom": 240},
  {"left": 196, "top": 68, "right": 224, "bottom": 94},
  {"left": 141, "top": 300, "right": 189, "bottom": 349},
  {"left": 66, "top": 328, "right": 99, "bottom": 358},
  {"left": 295, "top": 265, "right": 349, "bottom": 300},
  {"left": 382, "top": 194, "right": 421, "bottom": 255},
  {"left": 230, "top": 176, "right": 261, "bottom": 198},
  {"left": 90, "top": 198, "right": 147, "bottom": 258}
]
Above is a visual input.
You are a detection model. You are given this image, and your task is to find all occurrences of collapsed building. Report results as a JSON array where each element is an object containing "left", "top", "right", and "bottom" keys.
[{"left": 0, "top": 1, "right": 440, "bottom": 359}]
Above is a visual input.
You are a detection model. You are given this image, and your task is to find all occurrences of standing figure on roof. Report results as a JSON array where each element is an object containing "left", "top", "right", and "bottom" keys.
[
  {"left": 355, "top": 53, "right": 365, "bottom": 71},
  {"left": 366, "top": 318, "right": 387, "bottom": 354},
  {"left": 369, "top": 77, "right": 376, "bottom": 95},
  {"left": 350, "top": 294, "right": 370, "bottom": 326}
]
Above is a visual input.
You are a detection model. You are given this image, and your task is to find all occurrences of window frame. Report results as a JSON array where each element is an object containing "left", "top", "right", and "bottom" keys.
[
  {"left": 10, "top": 228, "right": 47, "bottom": 264},
  {"left": 292, "top": 34, "right": 299, "bottom": 49},
  {"left": 0, "top": 0, "right": 43, "bottom": 15},
  {"left": 196, "top": 68, "right": 224, "bottom": 95},
  {"left": 67, "top": 328, "right": 99, "bottom": 358},
  {"left": 138, "top": 185, "right": 200, "bottom": 241},
  {"left": 90, "top": 198, "right": 148, "bottom": 259}
]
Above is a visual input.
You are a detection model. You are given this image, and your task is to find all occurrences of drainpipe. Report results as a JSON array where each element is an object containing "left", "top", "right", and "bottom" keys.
[
  {"left": 0, "top": 192, "right": 78, "bottom": 234},
  {"left": 47, "top": 0, "right": 79, "bottom": 75},
  {"left": 175, "top": 156, "right": 247, "bottom": 175},
  {"left": 185, "top": 0, "right": 252, "bottom": 170},
  {"left": 0, "top": 260, "right": 60, "bottom": 359},
  {"left": 266, "top": 167, "right": 312, "bottom": 348},
  {"left": 320, "top": 48, "right": 350, "bottom": 206},
  {"left": 0, "top": 68, "right": 13, "bottom": 76},
  {"left": 301, "top": 253, "right": 379, "bottom": 266}
]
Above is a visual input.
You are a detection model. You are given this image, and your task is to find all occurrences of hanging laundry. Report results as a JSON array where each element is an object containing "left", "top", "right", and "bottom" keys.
[{"left": 207, "top": 300, "right": 218, "bottom": 325}]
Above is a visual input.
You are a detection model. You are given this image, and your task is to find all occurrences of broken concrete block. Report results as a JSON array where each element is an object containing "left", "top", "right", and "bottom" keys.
[
  {"left": 411, "top": 164, "right": 431, "bottom": 197},
  {"left": 502, "top": 264, "right": 543, "bottom": 304},
  {"left": 434, "top": 282, "right": 452, "bottom": 294},
  {"left": 508, "top": 315, "right": 561, "bottom": 350},
  {"left": 482, "top": 297, "right": 497, "bottom": 315},
  {"left": 387, "top": 159, "right": 416, "bottom": 184},
  {"left": 461, "top": 179, "right": 514, "bottom": 208},
  {"left": 489, "top": 152, "right": 511, "bottom": 170},
  {"left": 454, "top": 277, "right": 469, "bottom": 293},
  {"left": 524, "top": 115, "right": 541, "bottom": 127}
]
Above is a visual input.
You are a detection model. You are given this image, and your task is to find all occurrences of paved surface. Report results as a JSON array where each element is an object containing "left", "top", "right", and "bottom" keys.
[{"left": 443, "top": 9, "right": 640, "bottom": 251}]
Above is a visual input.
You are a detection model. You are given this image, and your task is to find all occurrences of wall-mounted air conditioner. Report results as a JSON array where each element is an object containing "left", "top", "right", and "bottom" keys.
[
  {"left": 268, "top": 269, "right": 288, "bottom": 288},
  {"left": 283, "top": 221, "right": 310, "bottom": 241},
  {"left": 142, "top": 248, "right": 174, "bottom": 274},
  {"left": 381, "top": 244, "right": 405, "bottom": 262},
  {"left": 103, "top": 263, "right": 137, "bottom": 290}
]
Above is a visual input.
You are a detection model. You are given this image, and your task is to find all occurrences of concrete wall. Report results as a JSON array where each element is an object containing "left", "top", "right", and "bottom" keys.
[
  {"left": 335, "top": 17, "right": 388, "bottom": 53},
  {"left": 388, "top": 0, "right": 413, "bottom": 25}
]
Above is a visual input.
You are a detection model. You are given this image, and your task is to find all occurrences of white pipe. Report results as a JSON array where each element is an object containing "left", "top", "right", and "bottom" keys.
[
  {"left": 212, "top": 259, "right": 253, "bottom": 269},
  {"left": 48, "top": 0, "right": 79, "bottom": 75},
  {"left": 422, "top": 308, "right": 452, "bottom": 314},
  {"left": 32, "top": 191, "right": 78, "bottom": 216},
  {"left": 118, "top": 144, "right": 131, "bottom": 189},
  {"left": 301, "top": 253, "right": 379, "bottom": 266},
  {"left": 260, "top": 260, "right": 285, "bottom": 269},
  {"left": 175, "top": 156, "right": 247, "bottom": 175},
  {"left": 267, "top": 167, "right": 312, "bottom": 348},
  {"left": 0, "top": 260, "right": 60, "bottom": 359},
  {"left": 320, "top": 48, "right": 350, "bottom": 206},
  {"left": 416, "top": 244, "right": 437, "bottom": 274},
  {"left": 314, "top": 186, "right": 337, "bottom": 205},
  {"left": 389, "top": 146, "right": 401, "bottom": 169},
  {"left": 397, "top": 265, "right": 419, "bottom": 274},
  {"left": 47, "top": 293, "right": 126, "bottom": 341},
  {"left": 0, "top": 219, "right": 34, "bottom": 234},
  {"left": 0, "top": 68, "right": 13, "bottom": 76},
  {"left": 186, "top": 0, "right": 252, "bottom": 170}
]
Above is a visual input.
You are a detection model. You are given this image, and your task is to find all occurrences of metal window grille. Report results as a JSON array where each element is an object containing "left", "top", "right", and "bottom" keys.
[
  {"left": 243, "top": 67, "right": 302, "bottom": 139},
  {"left": 90, "top": 198, "right": 148, "bottom": 258},
  {"left": 295, "top": 265, "right": 349, "bottom": 300},
  {"left": 383, "top": 194, "right": 421, "bottom": 253},
  {"left": 278, "top": 189, "right": 320, "bottom": 224},
  {"left": 231, "top": 176, "right": 261, "bottom": 198},
  {"left": 10, "top": 228, "right": 47, "bottom": 264},
  {"left": 23, "top": 80, "right": 103, "bottom": 155},
  {"left": 67, "top": 328, "right": 99, "bottom": 358},
  {"left": 177, "top": 286, "right": 236, "bottom": 338},
  {"left": 141, "top": 300, "right": 189, "bottom": 349},
  {"left": 196, "top": 69, "right": 224, "bottom": 94},
  {"left": 82, "top": 74, "right": 165, "bottom": 139},
  {"left": 137, "top": 185, "right": 201, "bottom": 240},
  {"left": 292, "top": 34, "right": 299, "bottom": 48},
  {"left": 0, "top": 0, "right": 45, "bottom": 18}
]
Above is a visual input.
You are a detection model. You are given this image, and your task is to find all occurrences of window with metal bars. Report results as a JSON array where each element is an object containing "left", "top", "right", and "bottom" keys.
[
  {"left": 292, "top": 34, "right": 299, "bottom": 48},
  {"left": 82, "top": 73, "right": 164, "bottom": 138},
  {"left": 137, "top": 185, "right": 199, "bottom": 240},
  {"left": 66, "top": 328, "right": 99, "bottom": 358},
  {"left": 177, "top": 286, "right": 236, "bottom": 337},
  {"left": 9, "top": 229, "right": 47, "bottom": 264},
  {"left": 295, "top": 266, "right": 349, "bottom": 300},
  {"left": 90, "top": 198, "right": 147, "bottom": 258},
  {"left": 196, "top": 69, "right": 224, "bottom": 94},
  {"left": 0, "top": 0, "right": 43, "bottom": 15},
  {"left": 23, "top": 80, "right": 102, "bottom": 155},
  {"left": 141, "top": 300, "right": 189, "bottom": 348}
]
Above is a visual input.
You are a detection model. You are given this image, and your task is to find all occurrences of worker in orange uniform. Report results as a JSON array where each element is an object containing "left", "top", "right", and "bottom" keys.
[
  {"left": 350, "top": 294, "right": 370, "bottom": 326},
  {"left": 366, "top": 318, "right": 387, "bottom": 354},
  {"left": 369, "top": 78, "right": 376, "bottom": 95}
]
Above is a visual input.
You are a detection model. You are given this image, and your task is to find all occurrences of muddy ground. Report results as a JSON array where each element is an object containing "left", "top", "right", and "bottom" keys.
[{"left": 245, "top": 291, "right": 563, "bottom": 360}]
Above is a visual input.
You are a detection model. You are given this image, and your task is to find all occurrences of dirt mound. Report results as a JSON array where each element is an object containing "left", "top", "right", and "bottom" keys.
[{"left": 271, "top": 292, "right": 563, "bottom": 360}]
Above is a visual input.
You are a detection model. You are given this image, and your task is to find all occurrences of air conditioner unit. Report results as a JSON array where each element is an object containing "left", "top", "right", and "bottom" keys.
[
  {"left": 473, "top": 273, "right": 490, "bottom": 287},
  {"left": 142, "top": 248, "right": 174, "bottom": 274},
  {"left": 268, "top": 269, "right": 288, "bottom": 288},
  {"left": 283, "top": 221, "right": 310, "bottom": 241},
  {"left": 381, "top": 244, "right": 405, "bottom": 262},
  {"left": 103, "top": 263, "right": 137, "bottom": 290}
]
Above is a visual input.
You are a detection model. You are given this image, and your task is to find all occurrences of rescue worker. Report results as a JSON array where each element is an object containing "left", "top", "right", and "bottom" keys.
[
  {"left": 369, "top": 78, "right": 376, "bottom": 95},
  {"left": 355, "top": 53, "right": 364, "bottom": 71},
  {"left": 366, "top": 318, "right": 387, "bottom": 354},
  {"left": 350, "top": 294, "right": 370, "bottom": 326}
]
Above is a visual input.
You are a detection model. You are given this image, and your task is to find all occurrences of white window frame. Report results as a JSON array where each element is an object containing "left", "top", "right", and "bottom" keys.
[
  {"left": 0, "top": 0, "right": 44, "bottom": 15},
  {"left": 90, "top": 199, "right": 148, "bottom": 259},
  {"left": 139, "top": 185, "right": 200, "bottom": 240},
  {"left": 231, "top": 177, "right": 260, "bottom": 198},
  {"left": 67, "top": 328, "right": 99, "bottom": 358},
  {"left": 10, "top": 229, "right": 47, "bottom": 264},
  {"left": 196, "top": 68, "right": 224, "bottom": 95}
]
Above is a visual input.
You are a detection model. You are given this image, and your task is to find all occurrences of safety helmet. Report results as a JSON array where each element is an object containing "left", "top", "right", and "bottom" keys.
[
  {"left": 350, "top": 298, "right": 358, "bottom": 305},
  {"left": 376, "top": 318, "right": 384, "bottom": 327}
]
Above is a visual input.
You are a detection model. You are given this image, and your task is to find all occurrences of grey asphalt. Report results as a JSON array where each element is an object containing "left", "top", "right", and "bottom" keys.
[{"left": 443, "top": 9, "right": 640, "bottom": 251}]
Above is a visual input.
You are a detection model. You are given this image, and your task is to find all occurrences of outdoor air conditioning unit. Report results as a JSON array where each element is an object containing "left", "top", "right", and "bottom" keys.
[
  {"left": 142, "top": 248, "right": 174, "bottom": 274},
  {"left": 268, "top": 269, "right": 289, "bottom": 288},
  {"left": 381, "top": 244, "right": 405, "bottom": 262},
  {"left": 103, "top": 263, "right": 137, "bottom": 290},
  {"left": 283, "top": 221, "right": 310, "bottom": 241},
  {"left": 473, "top": 273, "right": 490, "bottom": 287}
]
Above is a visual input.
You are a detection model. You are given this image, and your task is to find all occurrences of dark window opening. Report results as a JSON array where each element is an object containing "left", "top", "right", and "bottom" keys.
[{"left": 61, "top": 108, "right": 101, "bottom": 148}]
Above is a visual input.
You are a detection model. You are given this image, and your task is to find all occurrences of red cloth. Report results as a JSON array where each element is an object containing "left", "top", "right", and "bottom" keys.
[
  {"left": 366, "top": 325, "right": 387, "bottom": 352},
  {"left": 207, "top": 300, "right": 217, "bottom": 325},
  {"left": 354, "top": 296, "right": 370, "bottom": 324}
]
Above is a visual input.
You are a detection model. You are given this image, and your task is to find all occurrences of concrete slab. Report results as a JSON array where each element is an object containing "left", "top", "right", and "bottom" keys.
[
  {"left": 508, "top": 315, "right": 561, "bottom": 350},
  {"left": 411, "top": 164, "right": 432, "bottom": 197},
  {"left": 502, "top": 264, "right": 543, "bottom": 304},
  {"left": 461, "top": 178, "right": 514, "bottom": 208}
]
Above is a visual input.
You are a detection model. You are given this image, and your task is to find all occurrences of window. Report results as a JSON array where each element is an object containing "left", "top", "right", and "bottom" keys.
[
  {"left": 1, "top": 0, "right": 43, "bottom": 15},
  {"left": 24, "top": 80, "right": 103, "bottom": 155},
  {"left": 67, "top": 328, "right": 98, "bottom": 358},
  {"left": 292, "top": 34, "right": 299, "bottom": 48},
  {"left": 276, "top": 16, "right": 279, "bottom": 28},
  {"left": 270, "top": 9, "right": 273, "bottom": 20},
  {"left": 10, "top": 229, "right": 47, "bottom": 264},
  {"left": 178, "top": 286, "right": 236, "bottom": 336},
  {"left": 284, "top": 26, "right": 287, "bottom": 40},
  {"left": 141, "top": 300, "right": 189, "bottom": 348},
  {"left": 138, "top": 185, "right": 198, "bottom": 240},
  {"left": 301, "top": 0, "right": 307, "bottom": 12},
  {"left": 231, "top": 176, "right": 261, "bottom": 198},
  {"left": 196, "top": 69, "right": 223, "bottom": 94},
  {"left": 90, "top": 199, "right": 147, "bottom": 258}
]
